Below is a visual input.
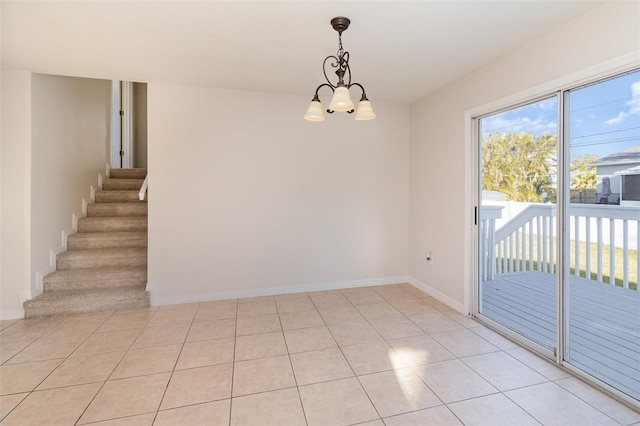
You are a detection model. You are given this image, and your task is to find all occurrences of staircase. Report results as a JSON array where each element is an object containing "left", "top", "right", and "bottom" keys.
[{"left": 23, "top": 168, "right": 150, "bottom": 318}]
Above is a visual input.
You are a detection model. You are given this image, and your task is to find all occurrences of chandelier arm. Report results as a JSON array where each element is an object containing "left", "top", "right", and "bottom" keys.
[
  {"left": 312, "top": 83, "right": 335, "bottom": 98},
  {"left": 348, "top": 82, "right": 369, "bottom": 101},
  {"left": 309, "top": 83, "right": 337, "bottom": 114}
]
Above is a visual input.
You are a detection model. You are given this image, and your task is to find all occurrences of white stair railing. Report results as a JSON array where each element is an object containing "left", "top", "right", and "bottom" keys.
[{"left": 139, "top": 175, "right": 148, "bottom": 201}]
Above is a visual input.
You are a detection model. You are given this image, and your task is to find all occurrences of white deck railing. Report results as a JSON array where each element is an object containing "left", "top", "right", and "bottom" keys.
[{"left": 481, "top": 204, "right": 639, "bottom": 290}]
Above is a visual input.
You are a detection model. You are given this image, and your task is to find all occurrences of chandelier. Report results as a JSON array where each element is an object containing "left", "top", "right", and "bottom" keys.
[{"left": 304, "top": 17, "right": 376, "bottom": 122}]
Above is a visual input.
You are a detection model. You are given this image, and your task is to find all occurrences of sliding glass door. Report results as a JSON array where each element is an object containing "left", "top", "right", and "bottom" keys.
[
  {"left": 564, "top": 71, "right": 640, "bottom": 401},
  {"left": 477, "top": 96, "right": 559, "bottom": 354},
  {"left": 475, "top": 68, "right": 640, "bottom": 404}
]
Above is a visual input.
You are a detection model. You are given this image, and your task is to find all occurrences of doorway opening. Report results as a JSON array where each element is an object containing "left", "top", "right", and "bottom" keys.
[{"left": 111, "top": 81, "right": 147, "bottom": 169}]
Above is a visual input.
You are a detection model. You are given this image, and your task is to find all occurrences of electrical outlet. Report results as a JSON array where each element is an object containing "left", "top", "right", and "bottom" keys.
[{"left": 426, "top": 252, "right": 433, "bottom": 264}]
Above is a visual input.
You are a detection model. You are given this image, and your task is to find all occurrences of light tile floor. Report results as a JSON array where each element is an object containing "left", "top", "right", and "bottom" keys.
[{"left": 1, "top": 284, "right": 639, "bottom": 425}]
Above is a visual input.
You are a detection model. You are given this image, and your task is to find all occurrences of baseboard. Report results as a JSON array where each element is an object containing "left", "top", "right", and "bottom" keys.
[
  {"left": 0, "top": 291, "right": 32, "bottom": 319},
  {"left": 407, "top": 276, "right": 465, "bottom": 314},
  {"left": 0, "top": 308, "right": 26, "bottom": 320},
  {"left": 149, "top": 275, "right": 411, "bottom": 306}
]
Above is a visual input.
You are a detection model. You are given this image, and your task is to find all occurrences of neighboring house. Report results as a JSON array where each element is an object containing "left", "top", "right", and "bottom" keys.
[
  {"left": 591, "top": 145, "right": 640, "bottom": 205},
  {"left": 616, "top": 165, "right": 640, "bottom": 206}
]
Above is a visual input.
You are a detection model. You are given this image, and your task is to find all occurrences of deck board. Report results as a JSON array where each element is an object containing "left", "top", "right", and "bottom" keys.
[{"left": 481, "top": 272, "right": 640, "bottom": 400}]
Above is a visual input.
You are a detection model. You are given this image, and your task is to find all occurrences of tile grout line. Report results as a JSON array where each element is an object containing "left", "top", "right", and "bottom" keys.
[
  {"left": 60, "top": 311, "right": 123, "bottom": 426},
  {"left": 74, "top": 310, "right": 155, "bottom": 424},
  {"left": 227, "top": 299, "right": 239, "bottom": 426},
  {"left": 151, "top": 302, "right": 201, "bottom": 423},
  {"left": 368, "top": 292, "right": 452, "bottom": 424},
  {"left": 276, "top": 295, "right": 311, "bottom": 426}
]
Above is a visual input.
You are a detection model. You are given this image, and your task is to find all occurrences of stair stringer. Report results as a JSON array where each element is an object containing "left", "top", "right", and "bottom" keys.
[{"left": 32, "top": 169, "right": 105, "bottom": 294}]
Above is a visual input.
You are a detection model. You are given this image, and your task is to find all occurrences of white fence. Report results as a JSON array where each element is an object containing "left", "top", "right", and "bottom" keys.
[{"left": 480, "top": 203, "right": 639, "bottom": 290}]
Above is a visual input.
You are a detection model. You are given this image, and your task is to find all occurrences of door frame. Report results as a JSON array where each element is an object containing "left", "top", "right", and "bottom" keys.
[{"left": 110, "top": 80, "right": 134, "bottom": 168}]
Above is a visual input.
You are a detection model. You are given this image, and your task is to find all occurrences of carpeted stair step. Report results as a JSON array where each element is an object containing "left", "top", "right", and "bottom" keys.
[
  {"left": 102, "top": 178, "right": 145, "bottom": 190},
  {"left": 78, "top": 216, "right": 147, "bottom": 232},
  {"left": 23, "top": 166, "right": 150, "bottom": 319},
  {"left": 110, "top": 168, "right": 147, "bottom": 179},
  {"left": 68, "top": 231, "right": 147, "bottom": 250},
  {"left": 95, "top": 190, "right": 145, "bottom": 203},
  {"left": 57, "top": 247, "right": 147, "bottom": 270},
  {"left": 87, "top": 202, "right": 148, "bottom": 217},
  {"left": 43, "top": 266, "right": 147, "bottom": 292},
  {"left": 23, "top": 287, "right": 150, "bottom": 319}
]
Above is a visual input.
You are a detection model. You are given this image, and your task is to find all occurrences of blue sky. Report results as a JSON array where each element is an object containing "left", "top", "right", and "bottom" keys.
[{"left": 480, "top": 69, "right": 640, "bottom": 159}]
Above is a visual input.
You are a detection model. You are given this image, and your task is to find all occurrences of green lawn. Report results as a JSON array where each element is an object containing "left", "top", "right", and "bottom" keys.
[{"left": 494, "top": 234, "right": 637, "bottom": 291}]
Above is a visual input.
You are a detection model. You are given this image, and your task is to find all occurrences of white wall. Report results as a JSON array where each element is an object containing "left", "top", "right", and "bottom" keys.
[
  {"left": 409, "top": 1, "right": 640, "bottom": 311},
  {"left": 148, "top": 84, "right": 410, "bottom": 304},
  {"left": 1, "top": 67, "right": 32, "bottom": 319},
  {"left": 30, "top": 74, "right": 111, "bottom": 298}
]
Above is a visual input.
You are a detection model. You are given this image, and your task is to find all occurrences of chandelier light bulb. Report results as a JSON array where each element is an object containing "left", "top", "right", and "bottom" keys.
[
  {"left": 329, "top": 86, "right": 354, "bottom": 112},
  {"left": 304, "top": 100, "right": 326, "bottom": 122},
  {"left": 354, "top": 100, "right": 376, "bottom": 121}
]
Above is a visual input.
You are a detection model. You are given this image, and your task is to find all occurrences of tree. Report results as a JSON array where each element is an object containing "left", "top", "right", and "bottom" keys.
[
  {"left": 482, "top": 132, "right": 557, "bottom": 202},
  {"left": 570, "top": 153, "right": 599, "bottom": 189}
]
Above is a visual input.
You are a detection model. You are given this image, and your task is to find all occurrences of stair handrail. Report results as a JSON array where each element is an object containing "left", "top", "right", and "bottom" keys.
[
  {"left": 490, "top": 204, "right": 556, "bottom": 278},
  {"left": 139, "top": 175, "right": 148, "bottom": 201},
  {"left": 494, "top": 204, "right": 555, "bottom": 243}
]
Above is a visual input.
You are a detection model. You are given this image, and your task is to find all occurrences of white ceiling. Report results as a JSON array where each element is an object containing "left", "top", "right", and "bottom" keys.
[{"left": 1, "top": 1, "right": 603, "bottom": 103}]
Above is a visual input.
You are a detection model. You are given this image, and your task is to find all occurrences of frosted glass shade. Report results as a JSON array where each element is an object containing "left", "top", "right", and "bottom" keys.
[
  {"left": 304, "top": 100, "right": 325, "bottom": 122},
  {"left": 354, "top": 100, "right": 376, "bottom": 120},
  {"left": 329, "top": 86, "right": 354, "bottom": 112}
]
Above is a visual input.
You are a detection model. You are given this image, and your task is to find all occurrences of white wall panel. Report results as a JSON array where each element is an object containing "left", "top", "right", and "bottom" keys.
[
  {"left": 148, "top": 85, "right": 410, "bottom": 303},
  {"left": 1, "top": 67, "right": 32, "bottom": 318}
]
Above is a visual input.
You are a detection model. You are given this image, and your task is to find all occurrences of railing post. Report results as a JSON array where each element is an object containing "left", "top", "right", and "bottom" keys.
[
  {"left": 488, "top": 219, "right": 496, "bottom": 280},
  {"left": 528, "top": 221, "right": 533, "bottom": 271},
  {"left": 479, "top": 206, "right": 503, "bottom": 281},
  {"left": 574, "top": 215, "right": 580, "bottom": 277},
  {"left": 609, "top": 218, "right": 615, "bottom": 286},
  {"left": 585, "top": 217, "right": 591, "bottom": 280},
  {"left": 537, "top": 216, "right": 542, "bottom": 273},
  {"left": 544, "top": 215, "right": 548, "bottom": 274},
  {"left": 623, "top": 220, "right": 629, "bottom": 289},
  {"left": 597, "top": 217, "right": 603, "bottom": 282}
]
